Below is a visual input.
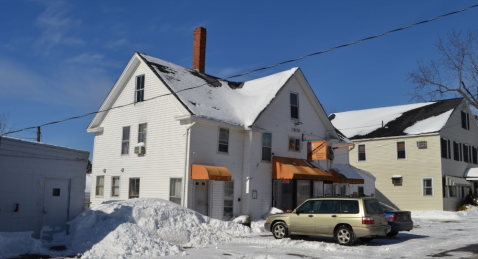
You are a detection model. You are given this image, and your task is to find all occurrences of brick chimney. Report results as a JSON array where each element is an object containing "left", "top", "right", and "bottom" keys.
[{"left": 193, "top": 27, "right": 207, "bottom": 73}]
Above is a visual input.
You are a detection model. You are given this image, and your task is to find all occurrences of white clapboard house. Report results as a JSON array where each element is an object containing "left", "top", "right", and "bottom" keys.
[
  {"left": 330, "top": 98, "right": 478, "bottom": 211},
  {"left": 87, "top": 27, "right": 372, "bottom": 219}
]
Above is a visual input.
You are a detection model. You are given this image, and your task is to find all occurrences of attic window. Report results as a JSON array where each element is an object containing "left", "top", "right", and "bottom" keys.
[
  {"left": 135, "top": 75, "right": 145, "bottom": 102},
  {"left": 461, "top": 111, "right": 470, "bottom": 130},
  {"left": 290, "top": 93, "right": 299, "bottom": 119}
]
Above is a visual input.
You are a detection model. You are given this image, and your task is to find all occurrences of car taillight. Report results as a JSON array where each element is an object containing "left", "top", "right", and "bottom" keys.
[
  {"left": 389, "top": 214, "right": 398, "bottom": 221},
  {"left": 362, "top": 217, "right": 375, "bottom": 225},
  {"left": 266, "top": 217, "right": 269, "bottom": 221}
]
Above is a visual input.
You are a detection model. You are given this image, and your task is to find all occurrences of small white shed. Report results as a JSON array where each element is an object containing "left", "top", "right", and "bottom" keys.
[{"left": 0, "top": 137, "right": 89, "bottom": 240}]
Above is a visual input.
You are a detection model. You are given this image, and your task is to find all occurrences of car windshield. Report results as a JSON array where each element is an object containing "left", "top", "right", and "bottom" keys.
[
  {"left": 380, "top": 203, "right": 396, "bottom": 211},
  {"left": 364, "top": 199, "right": 384, "bottom": 214}
]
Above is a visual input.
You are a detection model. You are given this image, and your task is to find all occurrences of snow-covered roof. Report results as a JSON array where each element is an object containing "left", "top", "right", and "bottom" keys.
[
  {"left": 0, "top": 136, "right": 89, "bottom": 154},
  {"left": 329, "top": 98, "right": 463, "bottom": 140},
  {"left": 139, "top": 54, "right": 297, "bottom": 127}
]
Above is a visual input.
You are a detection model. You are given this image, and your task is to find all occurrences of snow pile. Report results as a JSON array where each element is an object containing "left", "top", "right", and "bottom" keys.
[
  {"left": 330, "top": 102, "right": 434, "bottom": 137},
  {"left": 262, "top": 207, "right": 284, "bottom": 218},
  {"left": 66, "top": 198, "right": 251, "bottom": 258},
  {"left": 0, "top": 232, "right": 46, "bottom": 259},
  {"left": 232, "top": 215, "right": 249, "bottom": 224}
]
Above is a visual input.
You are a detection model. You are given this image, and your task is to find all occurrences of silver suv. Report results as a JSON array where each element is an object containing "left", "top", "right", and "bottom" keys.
[{"left": 264, "top": 197, "right": 391, "bottom": 245}]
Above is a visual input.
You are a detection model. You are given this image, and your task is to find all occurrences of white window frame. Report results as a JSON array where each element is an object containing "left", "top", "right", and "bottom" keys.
[
  {"left": 135, "top": 74, "right": 145, "bottom": 103},
  {"left": 463, "top": 144, "right": 471, "bottom": 163},
  {"left": 422, "top": 177, "right": 434, "bottom": 197},
  {"left": 138, "top": 123, "right": 147, "bottom": 154},
  {"left": 357, "top": 144, "right": 366, "bottom": 162},
  {"left": 441, "top": 137, "right": 451, "bottom": 159},
  {"left": 96, "top": 176, "right": 104, "bottom": 197},
  {"left": 121, "top": 126, "right": 130, "bottom": 155},
  {"left": 396, "top": 141, "right": 406, "bottom": 160},
  {"left": 453, "top": 141, "right": 462, "bottom": 161},
  {"left": 129, "top": 178, "right": 140, "bottom": 199},
  {"left": 169, "top": 178, "right": 182, "bottom": 205},
  {"left": 290, "top": 92, "right": 299, "bottom": 120},
  {"left": 288, "top": 136, "right": 301, "bottom": 152},
  {"left": 261, "top": 132, "right": 272, "bottom": 162},
  {"left": 218, "top": 128, "right": 229, "bottom": 154},
  {"left": 111, "top": 176, "right": 120, "bottom": 197}
]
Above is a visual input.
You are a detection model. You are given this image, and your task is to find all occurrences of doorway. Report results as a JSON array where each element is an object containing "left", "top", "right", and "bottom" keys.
[
  {"left": 41, "top": 178, "right": 70, "bottom": 241},
  {"left": 194, "top": 180, "right": 208, "bottom": 216}
]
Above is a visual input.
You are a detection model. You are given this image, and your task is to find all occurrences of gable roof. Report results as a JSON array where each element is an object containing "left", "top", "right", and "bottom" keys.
[
  {"left": 139, "top": 53, "right": 297, "bottom": 127},
  {"left": 329, "top": 98, "right": 464, "bottom": 140}
]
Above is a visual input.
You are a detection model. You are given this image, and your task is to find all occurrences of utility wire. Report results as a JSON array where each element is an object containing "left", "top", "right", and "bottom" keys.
[{"left": 1, "top": 3, "right": 478, "bottom": 137}]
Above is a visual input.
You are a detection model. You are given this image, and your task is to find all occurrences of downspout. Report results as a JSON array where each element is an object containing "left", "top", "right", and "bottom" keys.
[{"left": 183, "top": 119, "right": 196, "bottom": 207}]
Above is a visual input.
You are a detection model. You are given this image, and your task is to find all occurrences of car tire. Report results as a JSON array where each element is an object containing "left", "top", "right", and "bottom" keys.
[
  {"left": 386, "top": 230, "right": 398, "bottom": 237},
  {"left": 335, "top": 225, "right": 356, "bottom": 246},
  {"left": 359, "top": 237, "right": 374, "bottom": 243},
  {"left": 272, "top": 222, "right": 288, "bottom": 239}
]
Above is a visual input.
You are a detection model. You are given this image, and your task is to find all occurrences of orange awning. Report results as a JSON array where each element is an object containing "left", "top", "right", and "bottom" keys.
[
  {"left": 191, "top": 164, "right": 232, "bottom": 181},
  {"left": 273, "top": 156, "right": 333, "bottom": 181}
]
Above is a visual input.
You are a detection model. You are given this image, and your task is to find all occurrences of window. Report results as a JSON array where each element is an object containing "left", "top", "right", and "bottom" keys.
[
  {"left": 441, "top": 138, "right": 451, "bottom": 159},
  {"left": 358, "top": 144, "right": 366, "bottom": 161},
  {"left": 296, "top": 180, "right": 311, "bottom": 206},
  {"left": 464, "top": 144, "right": 470, "bottom": 163},
  {"left": 296, "top": 200, "right": 321, "bottom": 214},
  {"left": 423, "top": 178, "right": 433, "bottom": 196},
  {"left": 111, "top": 177, "right": 120, "bottom": 197},
  {"left": 223, "top": 181, "right": 234, "bottom": 220},
  {"left": 290, "top": 92, "right": 299, "bottom": 119},
  {"left": 170, "top": 178, "right": 182, "bottom": 205},
  {"left": 96, "top": 176, "right": 104, "bottom": 196},
  {"left": 453, "top": 141, "right": 462, "bottom": 161},
  {"left": 218, "top": 128, "right": 229, "bottom": 153},
  {"left": 341, "top": 200, "right": 359, "bottom": 214},
  {"left": 262, "top": 133, "right": 272, "bottom": 161},
  {"left": 318, "top": 200, "right": 339, "bottom": 213},
  {"left": 392, "top": 176, "right": 403, "bottom": 186},
  {"left": 135, "top": 75, "right": 145, "bottom": 102},
  {"left": 397, "top": 141, "right": 406, "bottom": 159},
  {"left": 129, "top": 178, "right": 140, "bottom": 199},
  {"left": 288, "top": 137, "right": 301, "bottom": 152},
  {"left": 449, "top": 186, "right": 458, "bottom": 197},
  {"left": 461, "top": 111, "right": 470, "bottom": 130},
  {"left": 52, "top": 189, "right": 60, "bottom": 196},
  {"left": 340, "top": 185, "right": 346, "bottom": 196},
  {"left": 121, "top": 126, "right": 130, "bottom": 155},
  {"left": 358, "top": 186, "right": 364, "bottom": 196},
  {"left": 138, "top": 123, "right": 147, "bottom": 154},
  {"left": 473, "top": 146, "right": 478, "bottom": 164},
  {"left": 364, "top": 199, "right": 384, "bottom": 214}
]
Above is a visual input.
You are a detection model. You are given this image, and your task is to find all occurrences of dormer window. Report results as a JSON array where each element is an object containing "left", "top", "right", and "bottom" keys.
[
  {"left": 290, "top": 93, "right": 299, "bottom": 119},
  {"left": 136, "top": 75, "right": 145, "bottom": 102},
  {"left": 461, "top": 111, "right": 470, "bottom": 130}
]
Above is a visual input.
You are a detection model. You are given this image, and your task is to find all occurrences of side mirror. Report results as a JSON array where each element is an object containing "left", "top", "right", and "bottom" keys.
[{"left": 295, "top": 209, "right": 300, "bottom": 215}]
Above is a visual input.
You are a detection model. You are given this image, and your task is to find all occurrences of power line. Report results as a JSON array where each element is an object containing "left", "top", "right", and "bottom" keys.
[{"left": 2, "top": 3, "right": 478, "bottom": 137}]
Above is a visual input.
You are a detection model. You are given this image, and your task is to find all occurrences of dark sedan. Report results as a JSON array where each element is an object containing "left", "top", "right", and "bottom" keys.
[{"left": 380, "top": 203, "right": 413, "bottom": 237}]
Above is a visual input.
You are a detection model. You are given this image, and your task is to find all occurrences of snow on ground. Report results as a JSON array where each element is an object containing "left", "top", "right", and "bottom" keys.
[{"left": 3, "top": 200, "right": 478, "bottom": 259}]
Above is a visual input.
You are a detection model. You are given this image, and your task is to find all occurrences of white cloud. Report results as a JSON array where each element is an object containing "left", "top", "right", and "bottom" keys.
[{"left": 35, "top": 1, "right": 84, "bottom": 53}]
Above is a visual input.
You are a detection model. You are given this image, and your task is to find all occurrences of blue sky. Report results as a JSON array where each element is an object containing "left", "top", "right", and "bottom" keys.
[{"left": 0, "top": 1, "right": 477, "bottom": 159}]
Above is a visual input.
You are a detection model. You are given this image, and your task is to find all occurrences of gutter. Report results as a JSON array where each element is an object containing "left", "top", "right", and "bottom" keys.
[
  {"left": 351, "top": 132, "right": 440, "bottom": 142},
  {"left": 182, "top": 119, "right": 196, "bottom": 207}
]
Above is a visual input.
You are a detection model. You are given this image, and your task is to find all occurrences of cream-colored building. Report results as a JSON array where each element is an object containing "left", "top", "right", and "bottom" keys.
[{"left": 330, "top": 98, "right": 478, "bottom": 211}]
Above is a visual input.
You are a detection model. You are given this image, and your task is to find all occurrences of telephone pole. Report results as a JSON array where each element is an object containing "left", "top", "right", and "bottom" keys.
[{"left": 36, "top": 127, "right": 41, "bottom": 142}]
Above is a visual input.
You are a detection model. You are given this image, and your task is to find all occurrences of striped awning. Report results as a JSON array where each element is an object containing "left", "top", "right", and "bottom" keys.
[
  {"left": 191, "top": 164, "right": 232, "bottom": 181},
  {"left": 445, "top": 175, "right": 471, "bottom": 187}
]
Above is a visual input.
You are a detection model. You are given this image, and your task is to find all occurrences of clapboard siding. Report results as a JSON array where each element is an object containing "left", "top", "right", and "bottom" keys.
[
  {"left": 90, "top": 62, "right": 188, "bottom": 207},
  {"left": 350, "top": 135, "right": 443, "bottom": 210},
  {"left": 440, "top": 101, "right": 478, "bottom": 210}
]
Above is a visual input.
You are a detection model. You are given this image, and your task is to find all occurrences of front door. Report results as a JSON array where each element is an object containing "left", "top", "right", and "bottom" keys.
[
  {"left": 195, "top": 181, "right": 208, "bottom": 216},
  {"left": 289, "top": 200, "right": 321, "bottom": 234},
  {"left": 41, "top": 179, "right": 70, "bottom": 241}
]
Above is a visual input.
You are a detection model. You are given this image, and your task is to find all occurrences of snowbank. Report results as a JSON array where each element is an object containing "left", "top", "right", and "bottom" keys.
[
  {"left": 66, "top": 198, "right": 252, "bottom": 258},
  {"left": 0, "top": 232, "right": 46, "bottom": 259}
]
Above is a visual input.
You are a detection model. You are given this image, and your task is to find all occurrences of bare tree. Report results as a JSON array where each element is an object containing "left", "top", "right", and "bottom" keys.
[
  {"left": 0, "top": 113, "right": 13, "bottom": 135},
  {"left": 408, "top": 30, "right": 478, "bottom": 109}
]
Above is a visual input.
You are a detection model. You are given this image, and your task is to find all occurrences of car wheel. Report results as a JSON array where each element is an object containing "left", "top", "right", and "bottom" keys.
[
  {"left": 335, "top": 225, "right": 356, "bottom": 246},
  {"left": 272, "top": 222, "right": 288, "bottom": 239},
  {"left": 386, "top": 230, "right": 398, "bottom": 237},
  {"left": 359, "top": 237, "right": 374, "bottom": 243}
]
